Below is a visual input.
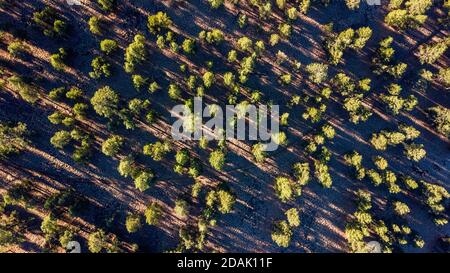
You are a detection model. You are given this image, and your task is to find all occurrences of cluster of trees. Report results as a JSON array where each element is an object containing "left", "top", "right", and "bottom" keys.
[
  {"left": 331, "top": 73, "right": 372, "bottom": 124},
  {"left": 380, "top": 83, "right": 418, "bottom": 115},
  {"left": 325, "top": 27, "right": 372, "bottom": 65},
  {"left": 345, "top": 190, "right": 425, "bottom": 252},
  {"left": 271, "top": 208, "right": 300, "bottom": 247},
  {"left": 370, "top": 124, "right": 426, "bottom": 162},
  {"left": 32, "top": 7, "right": 67, "bottom": 37},
  {"left": 385, "top": 0, "right": 433, "bottom": 29},
  {"left": 372, "top": 37, "right": 408, "bottom": 79}
]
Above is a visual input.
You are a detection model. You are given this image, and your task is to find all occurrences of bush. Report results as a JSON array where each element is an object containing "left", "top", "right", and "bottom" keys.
[
  {"left": 50, "top": 130, "right": 71, "bottom": 149},
  {"left": 145, "top": 202, "right": 162, "bottom": 225},
  {"left": 0, "top": 122, "right": 28, "bottom": 157},
  {"left": 125, "top": 213, "right": 142, "bottom": 233},
  {"left": 101, "top": 135, "right": 123, "bottom": 157},
  {"left": 90, "top": 86, "right": 119, "bottom": 119},
  {"left": 100, "top": 39, "right": 118, "bottom": 54}
]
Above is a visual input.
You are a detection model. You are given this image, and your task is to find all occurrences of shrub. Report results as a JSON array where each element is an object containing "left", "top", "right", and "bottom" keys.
[
  {"left": 145, "top": 202, "right": 162, "bottom": 225},
  {"left": 100, "top": 39, "right": 118, "bottom": 54}
]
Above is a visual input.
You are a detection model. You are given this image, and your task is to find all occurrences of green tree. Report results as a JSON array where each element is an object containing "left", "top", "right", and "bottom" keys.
[
  {"left": 134, "top": 170, "right": 153, "bottom": 192},
  {"left": 8, "top": 76, "right": 38, "bottom": 103},
  {"left": 143, "top": 141, "right": 171, "bottom": 161},
  {"left": 305, "top": 63, "right": 328, "bottom": 83},
  {"left": 101, "top": 135, "right": 123, "bottom": 157},
  {"left": 125, "top": 213, "right": 142, "bottom": 233},
  {"left": 174, "top": 199, "right": 189, "bottom": 218},
  {"left": 124, "top": 34, "right": 147, "bottom": 73},
  {"left": 145, "top": 202, "right": 162, "bottom": 225},
  {"left": 217, "top": 190, "right": 235, "bottom": 214},
  {"left": 97, "top": 0, "right": 115, "bottom": 11},
  {"left": 271, "top": 220, "right": 292, "bottom": 247},
  {"left": 404, "top": 143, "right": 426, "bottom": 161},
  {"left": 88, "top": 16, "right": 101, "bottom": 35},
  {"left": 100, "top": 39, "right": 118, "bottom": 54},
  {"left": 88, "top": 229, "right": 106, "bottom": 253},
  {"left": 209, "top": 149, "right": 226, "bottom": 170},
  {"left": 90, "top": 86, "right": 119, "bottom": 119},
  {"left": 0, "top": 122, "right": 28, "bottom": 157},
  {"left": 285, "top": 208, "right": 300, "bottom": 227},
  {"left": 428, "top": 106, "right": 450, "bottom": 137},
  {"left": 50, "top": 130, "right": 71, "bottom": 149},
  {"left": 148, "top": 12, "right": 172, "bottom": 34}
]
